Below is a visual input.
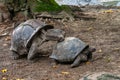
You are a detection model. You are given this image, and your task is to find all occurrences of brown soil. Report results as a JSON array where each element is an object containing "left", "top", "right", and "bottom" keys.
[{"left": 0, "top": 8, "right": 120, "bottom": 80}]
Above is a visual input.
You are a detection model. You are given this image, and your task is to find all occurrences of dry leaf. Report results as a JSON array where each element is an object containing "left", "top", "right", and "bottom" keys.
[
  {"left": 104, "top": 10, "right": 114, "bottom": 13},
  {"left": 2, "top": 77, "right": 7, "bottom": 80},
  {"left": 61, "top": 71, "right": 70, "bottom": 75},
  {"left": 113, "top": 48, "right": 119, "bottom": 51},
  {"left": 106, "top": 57, "right": 111, "bottom": 62},
  {"left": 1, "top": 69, "right": 7, "bottom": 73},
  {"left": 5, "top": 36, "right": 11, "bottom": 41},
  {"left": 87, "top": 27, "right": 93, "bottom": 31},
  {"left": 16, "top": 78, "right": 24, "bottom": 80},
  {"left": 52, "top": 65, "right": 58, "bottom": 68},
  {"left": 86, "top": 61, "right": 91, "bottom": 65},
  {"left": 3, "top": 44, "right": 8, "bottom": 47},
  {"left": 98, "top": 49, "right": 102, "bottom": 53}
]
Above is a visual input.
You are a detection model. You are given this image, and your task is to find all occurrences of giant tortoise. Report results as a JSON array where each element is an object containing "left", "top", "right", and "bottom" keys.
[
  {"left": 50, "top": 37, "right": 96, "bottom": 68},
  {"left": 10, "top": 19, "right": 65, "bottom": 60}
]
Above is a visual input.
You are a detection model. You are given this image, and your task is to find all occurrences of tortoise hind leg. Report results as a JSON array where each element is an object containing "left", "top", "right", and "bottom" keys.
[
  {"left": 11, "top": 51, "right": 20, "bottom": 60},
  {"left": 71, "top": 54, "right": 87, "bottom": 68}
]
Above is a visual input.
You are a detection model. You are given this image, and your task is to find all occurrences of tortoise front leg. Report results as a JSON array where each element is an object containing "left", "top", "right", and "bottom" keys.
[
  {"left": 50, "top": 45, "right": 59, "bottom": 65},
  {"left": 27, "top": 42, "right": 37, "bottom": 60},
  {"left": 27, "top": 38, "right": 46, "bottom": 60},
  {"left": 71, "top": 54, "right": 87, "bottom": 68}
]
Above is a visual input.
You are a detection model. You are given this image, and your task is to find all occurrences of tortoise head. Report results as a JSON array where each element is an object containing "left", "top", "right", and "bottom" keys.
[
  {"left": 90, "top": 47, "right": 96, "bottom": 53},
  {"left": 45, "top": 29, "right": 65, "bottom": 42},
  {"left": 87, "top": 47, "right": 96, "bottom": 60},
  {"left": 82, "top": 46, "right": 96, "bottom": 60}
]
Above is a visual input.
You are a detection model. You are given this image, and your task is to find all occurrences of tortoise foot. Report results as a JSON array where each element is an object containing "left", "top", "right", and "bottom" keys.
[
  {"left": 50, "top": 59, "right": 59, "bottom": 66},
  {"left": 11, "top": 51, "right": 20, "bottom": 60},
  {"left": 70, "top": 56, "right": 81, "bottom": 68},
  {"left": 71, "top": 60, "right": 80, "bottom": 68},
  {"left": 71, "top": 54, "right": 87, "bottom": 68}
]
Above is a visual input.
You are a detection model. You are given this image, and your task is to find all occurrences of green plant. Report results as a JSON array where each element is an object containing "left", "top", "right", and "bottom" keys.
[{"left": 34, "top": 0, "right": 62, "bottom": 12}]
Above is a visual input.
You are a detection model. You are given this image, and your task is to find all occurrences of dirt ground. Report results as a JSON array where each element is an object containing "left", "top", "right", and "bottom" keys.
[{"left": 0, "top": 8, "right": 120, "bottom": 80}]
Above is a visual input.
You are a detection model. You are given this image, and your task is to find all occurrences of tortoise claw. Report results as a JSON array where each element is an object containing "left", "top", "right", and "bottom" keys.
[
  {"left": 11, "top": 51, "right": 20, "bottom": 60},
  {"left": 70, "top": 63, "right": 79, "bottom": 68}
]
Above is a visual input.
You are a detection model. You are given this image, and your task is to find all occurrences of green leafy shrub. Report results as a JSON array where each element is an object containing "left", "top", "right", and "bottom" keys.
[
  {"left": 34, "top": 0, "right": 62, "bottom": 12},
  {"left": 33, "top": 0, "right": 72, "bottom": 13}
]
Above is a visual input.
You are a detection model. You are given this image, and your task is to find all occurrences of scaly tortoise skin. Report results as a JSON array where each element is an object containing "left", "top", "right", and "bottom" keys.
[
  {"left": 10, "top": 19, "right": 65, "bottom": 60},
  {"left": 50, "top": 37, "right": 96, "bottom": 68}
]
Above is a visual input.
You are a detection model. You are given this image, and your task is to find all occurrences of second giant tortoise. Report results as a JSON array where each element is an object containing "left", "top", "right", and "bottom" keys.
[
  {"left": 50, "top": 37, "right": 96, "bottom": 68},
  {"left": 10, "top": 19, "right": 65, "bottom": 60}
]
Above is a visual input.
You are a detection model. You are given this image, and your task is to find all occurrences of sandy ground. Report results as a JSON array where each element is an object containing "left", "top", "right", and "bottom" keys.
[{"left": 0, "top": 8, "right": 120, "bottom": 80}]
